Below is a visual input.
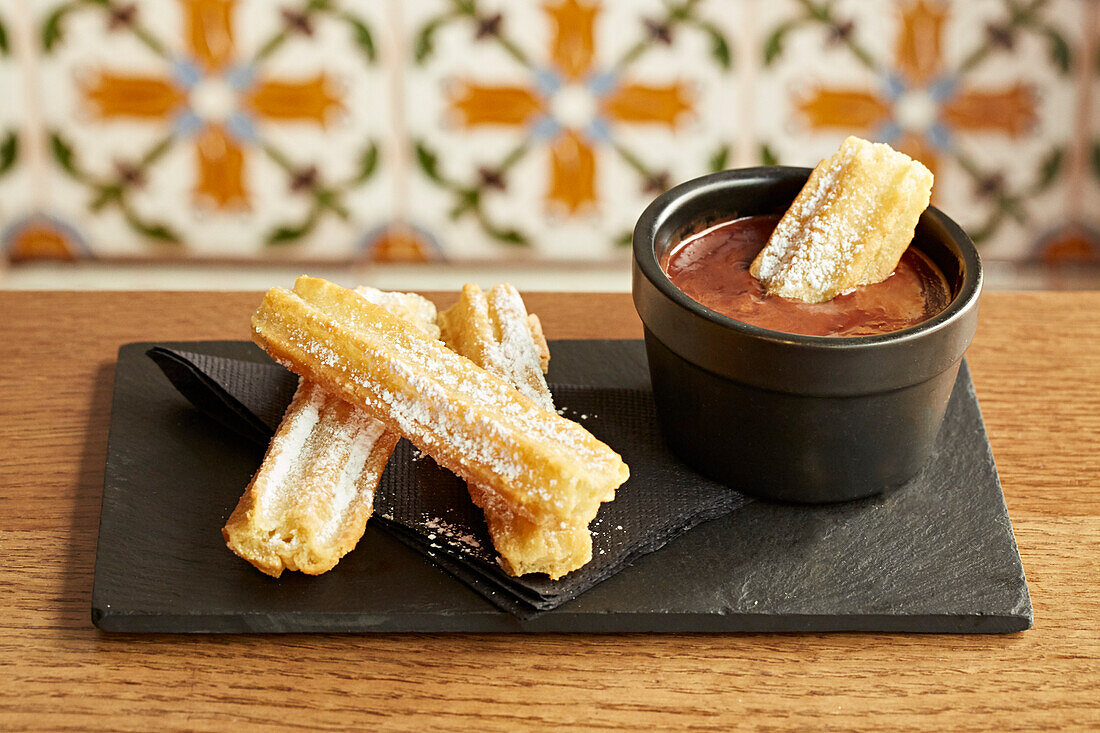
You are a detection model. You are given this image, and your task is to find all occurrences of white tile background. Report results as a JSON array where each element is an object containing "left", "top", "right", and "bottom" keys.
[{"left": 0, "top": 0, "right": 1096, "bottom": 287}]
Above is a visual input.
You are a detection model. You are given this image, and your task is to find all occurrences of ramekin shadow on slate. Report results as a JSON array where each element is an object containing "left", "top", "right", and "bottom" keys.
[{"left": 632, "top": 167, "right": 983, "bottom": 503}]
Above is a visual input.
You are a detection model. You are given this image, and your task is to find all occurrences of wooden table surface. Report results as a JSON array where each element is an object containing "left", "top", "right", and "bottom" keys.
[{"left": 1, "top": 290, "right": 1097, "bottom": 731}]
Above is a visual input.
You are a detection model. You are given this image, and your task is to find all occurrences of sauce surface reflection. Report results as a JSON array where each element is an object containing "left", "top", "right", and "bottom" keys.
[{"left": 662, "top": 214, "right": 951, "bottom": 337}]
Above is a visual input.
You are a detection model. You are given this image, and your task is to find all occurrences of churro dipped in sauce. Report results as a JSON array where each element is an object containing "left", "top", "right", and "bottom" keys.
[{"left": 662, "top": 214, "right": 951, "bottom": 338}]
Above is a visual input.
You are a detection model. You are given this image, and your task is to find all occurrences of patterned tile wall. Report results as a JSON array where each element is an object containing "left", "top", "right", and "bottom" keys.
[{"left": 1, "top": 0, "right": 1097, "bottom": 266}]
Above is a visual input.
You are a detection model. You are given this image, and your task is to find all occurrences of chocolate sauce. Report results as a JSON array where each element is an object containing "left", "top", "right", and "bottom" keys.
[{"left": 662, "top": 214, "right": 951, "bottom": 337}]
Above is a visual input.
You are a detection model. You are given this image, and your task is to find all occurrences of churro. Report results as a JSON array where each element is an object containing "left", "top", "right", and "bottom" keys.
[
  {"left": 439, "top": 283, "right": 553, "bottom": 410},
  {"left": 466, "top": 483, "right": 591, "bottom": 579},
  {"left": 251, "top": 276, "right": 629, "bottom": 533},
  {"left": 750, "top": 136, "right": 934, "bottom": 304},
  {"left": 440, "top": 283, "right": 590, "bottom": 579},
  {"left": 223, "top": 287, "right": 438, "bottom": 577}
]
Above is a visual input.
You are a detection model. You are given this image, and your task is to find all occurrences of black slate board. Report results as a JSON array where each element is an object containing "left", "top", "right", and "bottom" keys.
[
  {"left": 92, "top": 340, "right": 1032, "bottom": 633},
  {"left": 146, "top": 347, "right": 755, "bottom": 615}
]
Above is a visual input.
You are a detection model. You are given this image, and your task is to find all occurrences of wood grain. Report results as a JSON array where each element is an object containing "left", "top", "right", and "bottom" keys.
[{"left": 0, "top": 290, "right": 1097, "bottom": 731}]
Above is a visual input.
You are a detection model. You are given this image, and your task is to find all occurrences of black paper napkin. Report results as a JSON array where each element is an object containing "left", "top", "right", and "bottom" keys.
[
  {"left": 147, "top": 346, "right": 751, "bottom": 616},
  {"left": 148, "top": 348, "right": 297, "bottom": 443}
]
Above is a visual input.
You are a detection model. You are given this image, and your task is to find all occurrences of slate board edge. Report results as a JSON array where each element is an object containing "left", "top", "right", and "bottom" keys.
[
  {"left": 91, "top": 342, "right": 157, "bottom": 630},
  {"left": 958, "top": 370, "right": 1034, "bottom": 628},
  {"left": 92, "top": 608, "right": 1030, "bottom": 635}
]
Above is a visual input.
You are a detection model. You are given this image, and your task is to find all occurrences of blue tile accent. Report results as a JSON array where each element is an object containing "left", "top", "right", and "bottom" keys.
[
  {"left": 587, "top": 70, "right": 618, "bottom": 96},
  {"left": 529, "top": 114, "right": 562, "bottom": 141},
  {"left": 585, "top": 117, "right": 611, "bottom": 144},
  {"left": 173, "top": 110, "right": 203, "bottom": 137},
  {"left": 882, "top": 73, "right": 907, "bottom": 100},
  {"left": 226, "top": 112, "right": 258, "bottom": 143},
  {"left": 225, "top": 64, "right": 256, "bottom": 91},
  {"left": 877, "top": 121, "right": 902, "bottom": 145},
  {"left": 534, "top": 68, "right": 562, "bottom": 96},
  {"left": 926, "top": 122, "right": 953, "bottom": 151},
  {"left": 171, "top": 58, "right": 202, "bottom": 90},
  {"left": 929, "top": 76, "right": 958, "bottom": 103}
]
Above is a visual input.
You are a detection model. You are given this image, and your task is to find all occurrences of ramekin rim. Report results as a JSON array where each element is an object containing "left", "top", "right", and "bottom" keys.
[{"left": 632, "top": 166, "right": 983, "bottom": 351}]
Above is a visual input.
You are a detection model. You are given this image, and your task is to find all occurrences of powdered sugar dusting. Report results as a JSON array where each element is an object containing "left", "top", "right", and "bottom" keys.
[
  {"left": 557, "top": 406, "right": 595, "bottom": 421},
  {"left": 487, "top": 284, "right": 555, "bottom": 411},
  {"left": 252, "top": 384, "right": 388, "bottom": 554},
  {"left": 257, "top": 380, "right": 323, "bottom": 511},
  {"left": 315, "top": 412, "right": 385, "bottom": 543},
  {"left": 422, "top": 515, "right": 486, "bottom": 554},
  {"left": 253, "top": 283, "right": 627, "bottom": 526},
  {"left": 754, "top": 139, "right": 860, "bottom": 293},
  {"left": 751, "top": 136, "right": 931, "bottom": 304},
  {"left": 355, "top": 286, "right": 440, "bottom": 339},
  {"left": 439, "top": 283, "right": 553, "bottom": 411},
  {"left": 232, "top": 285, "right": 442, "bottom": 573}
]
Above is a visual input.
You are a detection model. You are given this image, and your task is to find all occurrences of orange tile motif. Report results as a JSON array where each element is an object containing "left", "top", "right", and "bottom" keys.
[
  {"left": 449, "top": 84, "right": 544, "bottom": 127},
  {"left": 763, "top": 0, "right": 1095, "bottom": 258},
  {"left": 193, "top": 125, "right": 247, "bottom": 209},
  {"left": 413, "top": 0, "right": 727, "bottom": 247},
  {"left": 185, "top": 0, "right": 235, "bottom": 72},
  {"left": 81, "top": 73, "right": 186, "bottom": 119},
  {"left": 794, "top": 1, "right": 1037, "bottom": 181},
  {"left": 78, "top": 0, "right": 341, "bottom": 212},
  {"left": 1, "top": 0, "right": 1092, "bottom": 267},
  {"left": 443, "top": 0, "right": 693, "bottom": 215},
  {"left": 546, "top": 0, "right": 597, "bottom": 81},
  {"left": 246, "top": 77, "right": 342, "bottom": 125},
  {"left": 359, "top": 224, "right": 441, "bottom": 263},
  {"left": 34, "top": 0, "right": 380, "bottom": 252},
  {"left": 5, "top": 216, "right": 84, "bottom": 263},
  {"left": 1038, "top": 225, "right": 1100, "bottom": 264},
  {"left": 547, "top": 128, "right": 597, "bottom": 214}
]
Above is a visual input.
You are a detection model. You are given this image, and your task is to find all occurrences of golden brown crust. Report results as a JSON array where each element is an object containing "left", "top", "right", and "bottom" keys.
[
  {"left": 750, "top": 136, "right": 933, "bottom": 304},
  {"left": 527, "top": 314, "right": 550, "bottom": 374},
  {"left": 440, "top": 284, "right": 604, "bottom": 580},
  {"left": 465, "top": 483, "right": 591, "bottom": 579},
  {"left": 222, "top": 382, "right": 398, "bottom": 577},
  {"left": 439, "top": 283, "right": 554, "bottom": 410},
  {"left": 223, "top": 287, "right": 437, "bottom": 577},
  {"left": 234, "top": 277, "right": 625, "bottom": 581},
  {"left": 251, "top": 277, "right": 628, "bottom": 531}
]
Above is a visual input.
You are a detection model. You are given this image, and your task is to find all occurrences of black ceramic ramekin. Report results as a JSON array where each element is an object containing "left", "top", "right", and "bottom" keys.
[{"left": 632, "top": 167, "right": 982, "bottom": 503}]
